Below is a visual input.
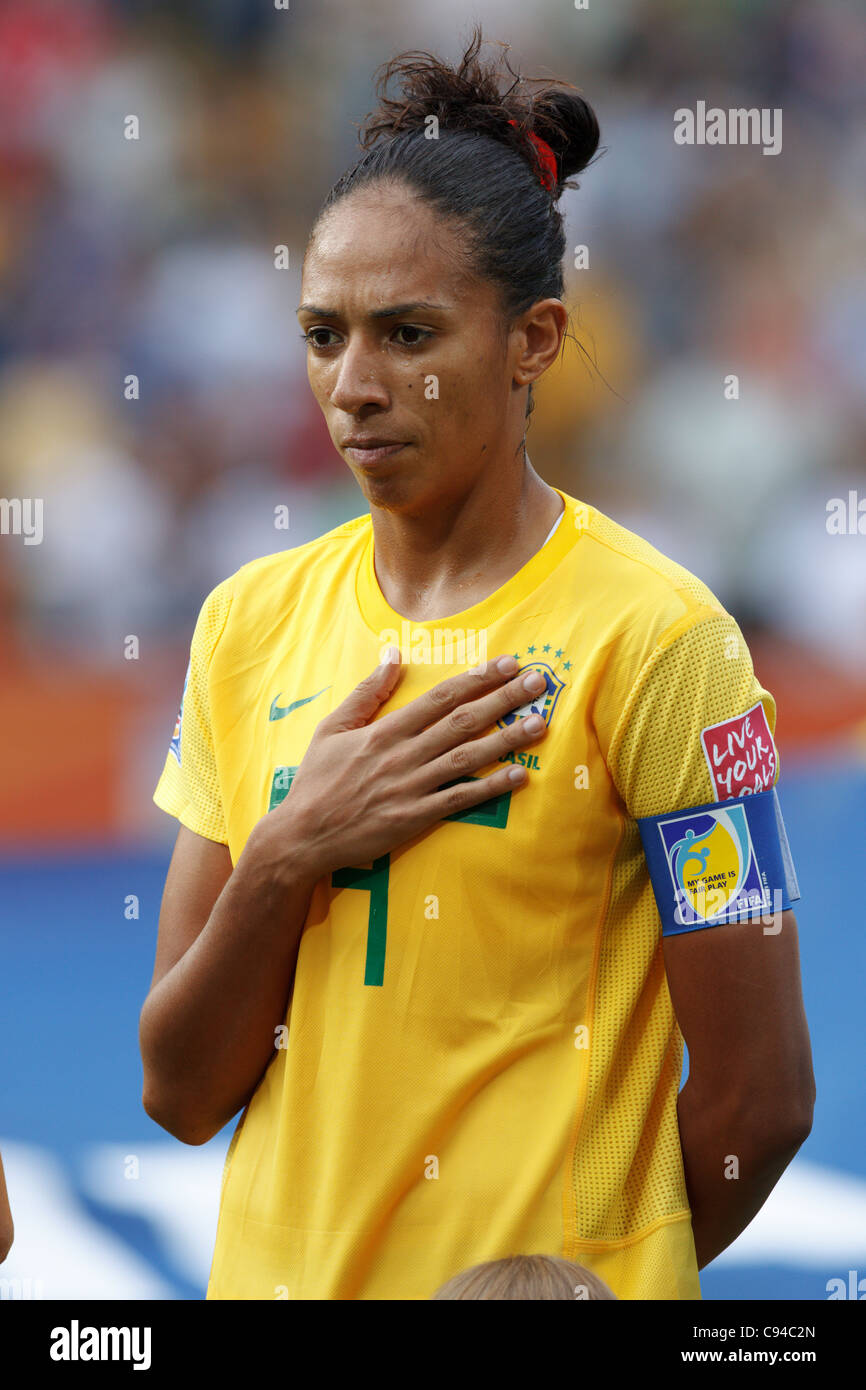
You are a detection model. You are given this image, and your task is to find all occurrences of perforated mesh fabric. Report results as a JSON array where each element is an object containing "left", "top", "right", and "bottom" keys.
[
  {"left": 570, "top": 1210, "right": 700, "bottom": 1301},
  {"left": 609, "top": 610, "right": 778, "bottom": 818},
  {"left": 569, "top": 823, "right": 690, "bottom": 1241},
  {"left": 570, "top": 612, "right": 778, "bottom": 1243},
  {"left": 152, "top": 576, "right": 234, "bottom": 844},
  {"left": 588, "top": 508, "right": 722, "bottom": 611}
]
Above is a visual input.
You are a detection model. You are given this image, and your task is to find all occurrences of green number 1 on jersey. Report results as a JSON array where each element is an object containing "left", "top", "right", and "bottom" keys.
[{"left": 268, "top": 767, "right": 510, "bottom": 986}]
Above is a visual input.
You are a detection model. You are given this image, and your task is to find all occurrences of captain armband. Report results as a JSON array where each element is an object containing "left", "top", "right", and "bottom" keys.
[{"left": 637, "top": 786, "right": 800, "bottom": 936}]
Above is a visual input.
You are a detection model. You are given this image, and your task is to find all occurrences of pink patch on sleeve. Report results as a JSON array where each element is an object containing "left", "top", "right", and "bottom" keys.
[{"left": 701, "top": 701, "right": 777, "bottom": 800}]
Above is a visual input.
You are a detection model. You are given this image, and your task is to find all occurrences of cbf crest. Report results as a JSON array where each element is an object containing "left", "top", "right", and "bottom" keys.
[
  {"left": 497, "top": 663, "right": 565, "bottom": 731},
  {"left": 658, "top": 805, "right": 768, "bottom": 926}
]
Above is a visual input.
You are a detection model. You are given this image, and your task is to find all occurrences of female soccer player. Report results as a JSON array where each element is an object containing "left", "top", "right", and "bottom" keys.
[{"left": 141, "top": 31, "right": 814, "bottom": 1300}]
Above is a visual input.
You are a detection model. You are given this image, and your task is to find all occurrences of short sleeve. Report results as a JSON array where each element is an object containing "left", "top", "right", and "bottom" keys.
[
  {"left": 152, "top": 577, "right": 234, "bottom": 843},
  {"left": 607, "top": 610, "right": 779, "bottom": 819}
]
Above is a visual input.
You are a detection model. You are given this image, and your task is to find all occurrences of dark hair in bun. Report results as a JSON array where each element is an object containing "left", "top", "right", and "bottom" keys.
[
  {"left": 315, "top": 28, "right": 601, "bottom": 356},
  {"left": 358, "top": 31, "right": 599, "bottom": 198}
]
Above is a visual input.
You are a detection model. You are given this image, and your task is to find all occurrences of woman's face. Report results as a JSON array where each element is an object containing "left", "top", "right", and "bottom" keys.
[{"left": 298, "top": 182, "right": 541, "bottom": 515}]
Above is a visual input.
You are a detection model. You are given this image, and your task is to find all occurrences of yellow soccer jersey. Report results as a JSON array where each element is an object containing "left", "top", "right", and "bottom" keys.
[{"left": 153, "top": 488, "right": 780, "bottom": 1301}]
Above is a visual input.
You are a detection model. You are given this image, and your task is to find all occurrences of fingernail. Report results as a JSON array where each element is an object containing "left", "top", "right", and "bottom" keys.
[
  {"left": 497, "top": 655, "right": 519, "bottom": 673},
  {"left": 379, "top": 644, "right": 399, "bottom": 665}
]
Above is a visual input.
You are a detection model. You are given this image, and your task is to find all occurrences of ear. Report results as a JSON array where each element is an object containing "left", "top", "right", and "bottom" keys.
[{"left": 511, "top": 299, "right": 568, "bottom": 387}]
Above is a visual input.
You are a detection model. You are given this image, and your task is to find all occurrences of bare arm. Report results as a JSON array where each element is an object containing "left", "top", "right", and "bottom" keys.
[
  {"left": 141, "top": 652, "right": 550, "bottom": 1144},
  {"left": 664, "top": 908, "right": 815, "bottom": 1269},
  {"left": 139, "top": 824, "right": 318, "bottom": 1144},
  {"left": 0, "top": 1147, "right": 12, "bottom": 1262}
]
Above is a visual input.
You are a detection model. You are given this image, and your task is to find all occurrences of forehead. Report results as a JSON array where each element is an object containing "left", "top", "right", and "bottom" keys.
[{"left": 302, "top": 184, "right": 487, "bottom": 310}]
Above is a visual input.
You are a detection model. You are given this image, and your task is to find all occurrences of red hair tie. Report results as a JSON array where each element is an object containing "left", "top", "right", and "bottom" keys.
[{"left": 507, "top": 118, "right": 558, "bottom": 193}]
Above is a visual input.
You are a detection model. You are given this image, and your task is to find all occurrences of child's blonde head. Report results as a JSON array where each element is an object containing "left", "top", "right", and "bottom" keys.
[{"left": 432, "top": 1254, "right": 617, "bottom": 1300}]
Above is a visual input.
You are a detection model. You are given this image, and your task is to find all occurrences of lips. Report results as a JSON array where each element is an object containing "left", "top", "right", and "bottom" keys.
[
  {"left": 342, "top": 439, "right": 407, "bottom": 466},
  {"left": 341, "top": 437, "right": 404, "bottom": 449}
]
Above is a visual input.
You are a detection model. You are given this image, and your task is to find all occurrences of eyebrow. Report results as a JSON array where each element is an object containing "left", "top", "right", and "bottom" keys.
[{"left": 296, "top": 301, "right": 451, "bottom": 319}]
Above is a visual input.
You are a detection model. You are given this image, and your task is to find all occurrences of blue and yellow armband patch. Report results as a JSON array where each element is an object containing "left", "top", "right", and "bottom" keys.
[{"left": 637, "top": 787, "right": 800, "bottom": 936}]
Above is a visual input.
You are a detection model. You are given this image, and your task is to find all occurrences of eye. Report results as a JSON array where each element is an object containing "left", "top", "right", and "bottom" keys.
[
  {"left": 393, "top": 325, "right": 432, "bottom": 347},
  {"left": 299, "top": 324, "right": 433, "bottom": 350},
  {"left": 300, "top": 328, "right": 341, "bottom": 349}
]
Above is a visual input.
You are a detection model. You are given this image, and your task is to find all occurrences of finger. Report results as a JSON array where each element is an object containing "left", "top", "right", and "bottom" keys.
[
  {"left": 412, "top": 664, "right": 549, "bottom": 761},
  {"left": 319, "top": 646, "right": 404, "bottom": 734},
  {"left": 418, "top": 702, "right": 547, "bottom": 792},
  {"left": 378, "top": 654, "right": 522, "bottom": 740},
  {"left": 424, "top": 758, "right": 530, "bottom": 820}
]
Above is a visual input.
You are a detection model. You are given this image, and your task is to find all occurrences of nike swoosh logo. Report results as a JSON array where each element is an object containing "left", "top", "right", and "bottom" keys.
[{"left": 269, "top": 687, "right": 331, "bottom": 721}]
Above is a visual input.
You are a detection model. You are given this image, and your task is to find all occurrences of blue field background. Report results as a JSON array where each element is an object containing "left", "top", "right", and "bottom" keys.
[{"left": 1, "top": 752, "right": 864, "bottom": 1301}]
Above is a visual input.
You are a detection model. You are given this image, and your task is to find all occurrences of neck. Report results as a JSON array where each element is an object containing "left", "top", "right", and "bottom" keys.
[{"left": 368, "top": 456, "right": 563, "bottom": 623}]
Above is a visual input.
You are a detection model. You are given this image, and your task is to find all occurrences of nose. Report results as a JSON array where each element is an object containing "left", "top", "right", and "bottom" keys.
[{"left": 329, "top": 336, "right": 390, "bottom": 414}]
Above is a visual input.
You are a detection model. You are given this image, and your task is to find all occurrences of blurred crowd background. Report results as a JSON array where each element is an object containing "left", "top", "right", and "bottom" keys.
[{"left": 0, "top": 0, "right": 864, "bottom": 846}]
